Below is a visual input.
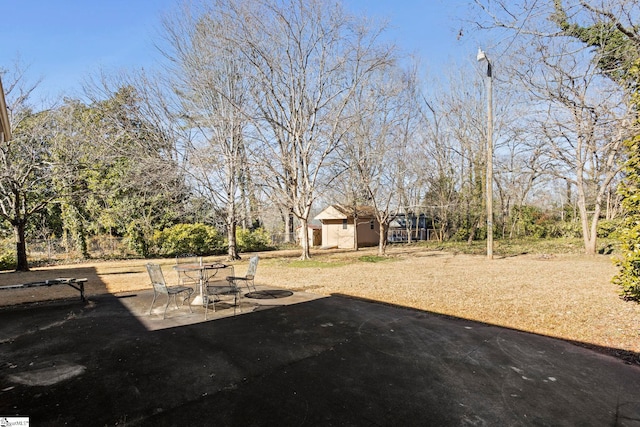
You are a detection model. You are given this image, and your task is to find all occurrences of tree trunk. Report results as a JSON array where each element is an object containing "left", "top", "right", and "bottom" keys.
[
  {"left": 584, "top": 230, "right": 597, "bottom": 255},
  {"left": 299, "top": 217, "right": 311, "bottom": 260},
  {"left": 14, "top": 221, "right": 29, "bottom": 272},
  {"left": 377, "top": 221, "right": 389, "bottom": 256},
  {"left": 405, "top": 210, "right": 413, "bottom": 244},
  {"left": 581, "top": 211, "right": 598, "bottom": 256},
  {"left": 353, "top": 212, "right": 359, "bottom": 251},
  {"left": 227, "top": 221, "right": 240, "bottom": 261},
  {"left": 577, "top": 175, "right": 599, "bottom": 255},
  {"left": 227, "top": 185, "right": 241, "bottom": 260},
  {"left": 284, "top": 212, "right": 294, "bottom": 244},
  {"left": 578, "top": 201, "right": 594, "bottom": 255},
  {"left": 580, "top": 195, "right": 602, "bottom": 256},
  {"left": 76, "top": 222, "right": 89, "bottom": 259},
  {"left": 467, "top": 217, "right": 478, "bottom": 245}
]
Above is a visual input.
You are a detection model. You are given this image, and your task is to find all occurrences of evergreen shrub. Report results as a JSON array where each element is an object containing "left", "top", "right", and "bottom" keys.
[
  {"left": 0, "top": 249, "right": 15, "bottom": 271},
  {"left": 236, "top": 227, "right": 272, "bottom": 252},
  {"left": 154, "top": 223, "right": 224, "bottom": 256},
  {"left": 613, "top": 133, "right": 640, "bottom": 301}
]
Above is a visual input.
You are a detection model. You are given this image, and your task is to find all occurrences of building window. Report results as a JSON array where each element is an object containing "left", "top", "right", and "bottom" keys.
[
  {"left": 370, "top": 220, "right": 374, "bottom": 230},
  {"left": 342, "top": 219, "right": 347, "bottom": 230}
]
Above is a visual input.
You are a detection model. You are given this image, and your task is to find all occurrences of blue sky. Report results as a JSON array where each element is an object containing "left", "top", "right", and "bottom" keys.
[{"left": 1, "top": 0, "right": 478, "bottom": 101}]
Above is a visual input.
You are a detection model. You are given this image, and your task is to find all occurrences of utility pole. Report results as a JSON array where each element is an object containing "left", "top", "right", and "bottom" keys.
[{"left": 477, "top": 49, "right": 493, "bottom": 260}]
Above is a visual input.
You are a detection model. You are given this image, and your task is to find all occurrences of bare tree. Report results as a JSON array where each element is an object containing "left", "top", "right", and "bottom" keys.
[
  {"left": 0, "top": 63, "right": 55, "bottom": 271},
  {"left": 162, "top": 3, "right": 252, "bottom": 260},
  {"left": 433, "top": 66, "right": 487, "bottom": 243},
  {"left": 159, "top": 0, "right": 393, "bottom": 259},
  {"left": 493, "top": 134, "right": 549, "bottom": 238},
  {"left": 418, "top": 58, "right": 546, "bottom": 243},
  {"left": 488, "top": 80, "right": 551, "bottom": 238},
  {"left": 472, "top": 0, "right": 634, "bottom": 254},
  {"left": 420, "top": 89, "right": 459, "bottom": 242},
  {"left": 329, "top": 146, "right": 371, "bottom": 251},
  {"left": 342, "top": 64, "right": 418, "bottom": 255},
  {"left": 529, "top": 45, "right": 630, "bottom": 253},
  {"left": 394, "top": 63, "right": 429, "bottom": 245},
  {"left": 220, "top": 0, "right": 394, "bottom": 259}
]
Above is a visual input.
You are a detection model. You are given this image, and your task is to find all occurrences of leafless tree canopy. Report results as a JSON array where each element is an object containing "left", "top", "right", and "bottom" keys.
[
  {"left": 4, "top": 0, "right": 640, "bottom": 268},
  {"left": 161, "top": 0, "right": 396, "bottom": 259},
  {"left": 469, "top": 0, "right": 638, "bottom": 254}
]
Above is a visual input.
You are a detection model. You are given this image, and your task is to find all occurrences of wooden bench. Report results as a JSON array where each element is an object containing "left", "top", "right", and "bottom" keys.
[{"left": 0, "top": 278, "right": 88, "bottom": 302}]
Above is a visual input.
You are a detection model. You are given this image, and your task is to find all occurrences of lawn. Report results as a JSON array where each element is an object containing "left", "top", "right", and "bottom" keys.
[{"left": 1, "top": 242, "right": 638, "bottom": 363}]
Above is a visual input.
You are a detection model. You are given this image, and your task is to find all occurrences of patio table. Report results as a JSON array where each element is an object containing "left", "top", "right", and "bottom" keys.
[{"left": 173, "top": 263, "right": 232, "bottom": 306}]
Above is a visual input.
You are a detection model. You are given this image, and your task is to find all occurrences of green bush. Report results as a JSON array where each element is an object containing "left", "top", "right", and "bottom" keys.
[
  {"left": 512, "top": 205, "right": 558, "bottom": 238},
  {"left": 613, "top": 129, "right": 640, "bottom": 301},
  {"left": 451, "top": 227, "right": 470, "bottom": 242},
  {"left": 597, "top": 219, "right": 623, "bottom": 238},
  {"left": 547, "top": 221, "right": 582, "bottom": 238},
  {"left": 126, "top": 221, "right": 149, "bottom": 258},
  {"left": 0, "top": 248, "right": 15, "bottom": 271},
  {"left": 236, "top": 227, "right": 272, "bottom": 252},
  {"left": 613, "top": 218, "right": 640, "bottom": 301},
  {"left": 154, "top": 223, "right": 224, "bottom": 256}
]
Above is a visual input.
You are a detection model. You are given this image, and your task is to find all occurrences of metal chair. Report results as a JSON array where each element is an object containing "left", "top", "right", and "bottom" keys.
[
  {"left": 226, "top": 255, "right": 259, "bottom": 292},
  {"left": 175, "top": 255, "right": 201, "bottom": 289},
  {"left": 146, "top": 263, "right": 194, "bottom": 319},
  {"left": 204, "top": 265, "right": 241, "bottom": 320}
]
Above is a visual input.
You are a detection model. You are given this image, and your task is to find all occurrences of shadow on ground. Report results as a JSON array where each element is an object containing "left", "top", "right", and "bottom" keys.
[
  {"left": 331, "top": 293, "right": 640, "bottom": 366},
  {"left": 0, "top": 273, "right": 639, "bottom": 425}
]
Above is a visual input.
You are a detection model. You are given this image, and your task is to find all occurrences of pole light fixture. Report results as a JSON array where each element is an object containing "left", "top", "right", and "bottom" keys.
[
  {"left": 0, "top": 76, "right": 11, "bottom": 143},
  {"left": 477, "top": 49, "right": 493, "bottom": 260}
]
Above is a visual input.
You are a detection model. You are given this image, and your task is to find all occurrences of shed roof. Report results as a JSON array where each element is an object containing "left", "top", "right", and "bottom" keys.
[{"left": 314, "top": 204, "right": 377, "bottom": 221}]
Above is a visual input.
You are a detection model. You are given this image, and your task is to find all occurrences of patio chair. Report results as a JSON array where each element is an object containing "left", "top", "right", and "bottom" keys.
[
  {"left": 146, "top": 263, "right": 194, "bottom": 319},
  {"left": 204, "top": 265, "right": 241, "bottom": 320},
  {"left": 226, "top": 255, "right": 259, "bottom": 292},
  {"left": 175, "top": 255, "right": 201, "bottom": 289}
]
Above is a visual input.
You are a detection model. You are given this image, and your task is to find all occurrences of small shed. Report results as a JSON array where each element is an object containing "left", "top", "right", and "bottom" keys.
[
  {"left": 314, "top": 205, "right": 379, "bottom": 249},
  {"left": 297, "top": 224, "right": 322, "bottom": 247}
]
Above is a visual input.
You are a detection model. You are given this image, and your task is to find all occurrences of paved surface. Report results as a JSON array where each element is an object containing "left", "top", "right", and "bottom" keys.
[{"left": 1, "top": 286, "right": 640, "bottom": 426}]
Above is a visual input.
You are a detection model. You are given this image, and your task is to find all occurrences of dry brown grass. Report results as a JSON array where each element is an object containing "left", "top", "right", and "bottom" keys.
[{"left": 1, "top": 245, "right": 638, "bottom": 360}]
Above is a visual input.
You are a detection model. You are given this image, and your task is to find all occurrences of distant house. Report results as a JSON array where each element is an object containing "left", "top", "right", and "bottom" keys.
[
  {"left": 388, "top": 213, "right": 432, "bottom": 242},
  {"left": 314, "top": 205, "right": 379, "bottom": 249}
]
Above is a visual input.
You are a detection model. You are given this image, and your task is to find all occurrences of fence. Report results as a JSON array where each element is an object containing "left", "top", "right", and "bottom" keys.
[
  {"left": 26, "top": 235, "right": 132, "bottom": 261},
  {"left": 270, "top": 232, "right": 297, "bottom": 246},
  {"left": 387, "top": 229, "right": 439, "bottom": 243},
  {"left": 12, "top": 227, "right": 440, "bottom": 263}
]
